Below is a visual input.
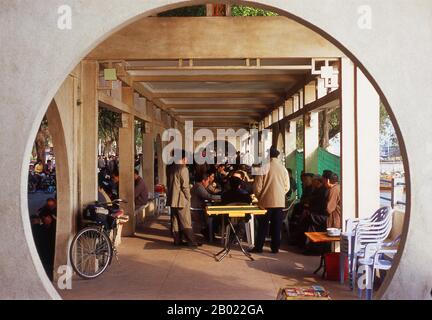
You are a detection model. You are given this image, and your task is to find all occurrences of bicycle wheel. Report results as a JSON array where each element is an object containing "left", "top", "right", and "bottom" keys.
[{"left": 69, "top": 226, "right": 112, "bottom": 279}]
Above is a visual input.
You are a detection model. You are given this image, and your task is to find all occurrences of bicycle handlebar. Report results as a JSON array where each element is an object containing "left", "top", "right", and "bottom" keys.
[{"left": 94, "top": 199, "right": 128, "bottom": 206}]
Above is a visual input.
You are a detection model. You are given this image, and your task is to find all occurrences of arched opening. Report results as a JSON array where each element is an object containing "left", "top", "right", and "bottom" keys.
[{"left": 16, "top": 0, "right": 412, "bottom": 300}]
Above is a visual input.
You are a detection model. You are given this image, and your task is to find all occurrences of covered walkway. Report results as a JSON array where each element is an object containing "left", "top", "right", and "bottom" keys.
[
  {"left": 17, "top": 5, "right": 406, "bottom": 301},
  {"left": 61, "top": 214, "right": 355, "bottom": 300}
]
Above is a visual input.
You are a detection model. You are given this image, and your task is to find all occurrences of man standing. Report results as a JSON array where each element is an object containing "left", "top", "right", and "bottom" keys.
[
  {"left": 166, "top": 150, "right": 199, "bottom": 247},
  {"left": 251, "top": 146, "right": 290, "bottom": 254}
]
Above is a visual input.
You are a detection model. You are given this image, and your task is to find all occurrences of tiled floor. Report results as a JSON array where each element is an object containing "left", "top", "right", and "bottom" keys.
[{"left": 60, "top": 215, "right": 357, "bottom": 300}]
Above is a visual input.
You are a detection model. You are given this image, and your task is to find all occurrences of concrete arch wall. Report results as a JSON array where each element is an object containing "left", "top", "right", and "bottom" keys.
[
  {"left": 47, "top": 74, "right": 81, "bottom": 283},
  {"left": 0, "top": 0, "right": 431, "bottom": 299}
]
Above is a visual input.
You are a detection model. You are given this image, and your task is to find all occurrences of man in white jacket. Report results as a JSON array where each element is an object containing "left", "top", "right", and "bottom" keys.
[{"left": 251, "top": 146, "right": 290, "bottom": 254}]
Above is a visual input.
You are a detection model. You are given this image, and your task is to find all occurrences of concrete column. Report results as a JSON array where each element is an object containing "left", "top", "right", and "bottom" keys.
[
  {"left": 303, "top": 81, "right": 319, "bottom": 173},
  {"left": 119, "top": 87, "right": 135, "bottom": 236},
  {"left": 340, "top": 58, "right": 357, "bottom": 224},
  {"left": 356, "top": 68, "right": 381, "bottom": 218},
  {"left": 79, "top": 61, "right": 98, "bottom": 210},
  {"left": 142, "top": 127, "right": 155, "bottom": 216},
  {"left": 284, "top": 98, "right": 297, "bottom": 157}
]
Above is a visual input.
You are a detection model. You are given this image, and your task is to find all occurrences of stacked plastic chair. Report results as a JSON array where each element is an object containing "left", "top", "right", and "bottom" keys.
[
  {"left": 352, "top": 210, "right": 393, "bottom": 299},
  {"left": 339, "top": 207, "right": 393, "bottom": 289},
  {"left": 356, "top": 235, "right": 400, "bottom": 299}
]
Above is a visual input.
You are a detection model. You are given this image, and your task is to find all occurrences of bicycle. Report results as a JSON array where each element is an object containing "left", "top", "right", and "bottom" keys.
[{"left": 69, "top": 199, "right": 128, "bottom": 279}]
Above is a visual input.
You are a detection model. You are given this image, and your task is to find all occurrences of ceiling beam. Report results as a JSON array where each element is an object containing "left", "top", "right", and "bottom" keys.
[
  {"left": 167, "top": 104, "right": 271, "bottom": 110},
  {"left": 173, "top": 112, "right": 263, "bottom": 117},
  {"left": 150, "top": 91, "right": 285, "bottom": 99},
  {"left": 126, "top": 65, "right": 312, "bottom": 71},
  {"left": 131, "top": 74, "right": 296, "bottom": 82},
  {"left": 177, "top": 117, "right": 260, "bottom": 123}
]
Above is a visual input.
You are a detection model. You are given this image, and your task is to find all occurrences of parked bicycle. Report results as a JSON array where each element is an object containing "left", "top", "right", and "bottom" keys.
[{"left": 69, "top": 199, "right": 127, "bottom": 279}]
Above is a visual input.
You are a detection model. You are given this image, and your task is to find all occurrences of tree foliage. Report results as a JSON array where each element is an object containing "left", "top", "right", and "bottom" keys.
[
  {"left": 135, "top": 119, "right": 144, "bottom": 155},
  {"left": 33, "top": 117, "right": 52, "bottom": 162},
  {"left": 231, "top": 5, "right": 278, "bottom": 16},
  {"left": 380, "top": 102, "right": 399, "bottom": 156},
  {"left": 98, "top": 108, "right": 121, "bottom": 155}
]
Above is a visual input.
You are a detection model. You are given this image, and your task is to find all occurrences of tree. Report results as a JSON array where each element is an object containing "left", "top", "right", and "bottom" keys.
[
  {"left": 98, "top": 108, "right": 121, "bottom": 156},
  {"left": 380, "top": 102, "right": 400, "bottom": 157},
  {"left": 34, "top": 117, "right": 51, "bottom": 163},
  {"left": 319, "top": 108, "right": 341, "bottom": 149},
  {"left": 135, "top": 119, "right": 144, "bottom": 155}
]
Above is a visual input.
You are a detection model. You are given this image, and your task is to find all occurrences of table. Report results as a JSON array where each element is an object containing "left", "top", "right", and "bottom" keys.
[
  {"left": 206, "top": 205, "right": 267, "bottom": 262},
  {"left": 304, "top": 232, "right": 341, "bottom": 277}
]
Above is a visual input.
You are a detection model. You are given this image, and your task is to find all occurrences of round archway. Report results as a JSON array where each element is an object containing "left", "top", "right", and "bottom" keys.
[{"left": 2, "top": 0, "right": 426, "bottom": 300}]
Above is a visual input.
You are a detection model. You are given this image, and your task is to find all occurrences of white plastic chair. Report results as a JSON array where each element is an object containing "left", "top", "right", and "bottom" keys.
[
  {"left": 356, "top": 235, "right": 400, "bottom": 299},
  {"left": 351, "top": 211, "right": 393, "bottom": 291},
  {"left": 340, "top": 206, "right": 393, "bottom": 288}
]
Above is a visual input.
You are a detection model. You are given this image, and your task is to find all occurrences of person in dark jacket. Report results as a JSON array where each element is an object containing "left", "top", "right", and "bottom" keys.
[
  {"left": 220, "top": 176, "right": 253, "bottom": 243},
  {"left": 293, "top": 175, "right": 328, "bottom": 248},
  {"left": 36, "top": 198, "right": 57, "bottom": 280},
  {"left": 134, "top": 169, "right": 149, "bottom": 209},
  {"left": 221, "top": 176, "right": 252, "bottom": 205},
  {"left": 191, "top": 173, "right": 219, "bottom": 240}
]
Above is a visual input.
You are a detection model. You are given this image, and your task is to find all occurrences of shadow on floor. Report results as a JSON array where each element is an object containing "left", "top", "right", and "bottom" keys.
[{"left": 60, "top": 214, "right": 356, "bottom": 300}]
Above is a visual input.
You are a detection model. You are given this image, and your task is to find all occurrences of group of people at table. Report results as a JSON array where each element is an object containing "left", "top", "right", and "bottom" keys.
[{"left": 166, "top": 145, "right": 342, "bottom": 255}]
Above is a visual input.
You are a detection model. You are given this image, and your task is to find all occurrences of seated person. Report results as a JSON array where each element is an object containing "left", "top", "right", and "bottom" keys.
[
  {"left": 289, "top": 173, "right": 315, "bottom": 233},
  {"left": 322, "top": 169, "right": 334, "bottom": 199},
  {"left": 206, "top": 168, "right": 221, "bottom": 195},
  {"left": 134, "top": 169, "right": 149, "bottom": 212},
  {"left": 221, "top": 176, "right": 252, "bottom": 205},
  {"left": 306, "top": 175, "right": 328, "bottom": 224},
  {"left": 325, "top": 173, "right": 341, "bottom": 229},
  {"left": 220, "top": 176, "right": 253, "bottom": 242},
  {"left": 38, "top": 198, "right": 57, "bottom": 221},
  {"left": 34, "top": 160, "right": 44, "bottom": 175},
  {"left": 191, "top": 173, "right": 219, "bottom": 240},
  {"left": 292, "top": 175, "right": 328, "bottom": 248},
  {"left": 232, "top": 169, "right": 254, "bottom": 194},
  {"left": 215, "top": 164, "right": 229, "bottom": 191}
]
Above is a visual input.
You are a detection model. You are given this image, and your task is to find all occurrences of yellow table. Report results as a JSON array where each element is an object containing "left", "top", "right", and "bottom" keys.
[
  {"left": 206, "top": 205, "right": 267, "bottom": 262},
  {"left": 206, "top": 205, "right": 267, "bottom": 217}
]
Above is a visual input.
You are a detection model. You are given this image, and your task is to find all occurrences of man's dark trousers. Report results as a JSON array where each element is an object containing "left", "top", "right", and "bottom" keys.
[{"left": 255, "top": 208, "right": 283, "bottom": 251}]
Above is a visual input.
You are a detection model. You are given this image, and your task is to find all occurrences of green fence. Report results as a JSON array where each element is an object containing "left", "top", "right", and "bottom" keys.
[
  {"left": 317, "top": 147, "right": 341, "bottom": 178},
  {"left": 285, "top": 148, "right": 340, "bottom": 199},
  {"left": 285, "top": 150, "right": 304, "bottom": 198}
]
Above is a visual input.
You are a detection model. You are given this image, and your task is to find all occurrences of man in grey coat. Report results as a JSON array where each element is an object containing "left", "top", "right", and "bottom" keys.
[{"left": 166, "top": 150, "right": 199, "bottom": 247}]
